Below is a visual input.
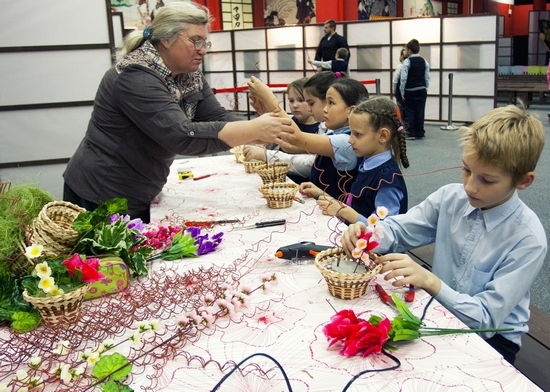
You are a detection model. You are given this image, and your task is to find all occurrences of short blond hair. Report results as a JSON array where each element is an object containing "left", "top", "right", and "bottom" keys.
[{"left": 460, "top": 105, "right": 544, "bottom": 184}]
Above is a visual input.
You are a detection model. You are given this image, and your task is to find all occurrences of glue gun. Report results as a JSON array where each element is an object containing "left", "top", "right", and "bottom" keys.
[{"left": 275, "top": 241, "right": 332, "bottom": 261}]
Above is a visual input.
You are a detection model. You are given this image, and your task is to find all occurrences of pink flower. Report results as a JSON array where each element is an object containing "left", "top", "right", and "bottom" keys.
[{"left": 61, "top": 254, "right": 84, "bottom": 276}]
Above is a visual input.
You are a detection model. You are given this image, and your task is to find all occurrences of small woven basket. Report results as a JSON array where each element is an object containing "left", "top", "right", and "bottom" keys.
[
  {"left": 243, "top": 160, "right": 265, "bottom": 173},
  {"left": 255, "top": 162, "right": 291, "bottom": 184},
  {"left": 315, "top": 248, "right": 382, "bottom": 300},
  {"left": 230, "top": 145, "right": 245, "bottom": 163},
  {"left": 23, "top": 284, "right": 89, "bottom": 327},
  {"left": 28, "top": 201, "right": 85, "bottom": 258},
  {"left": 258, "top": 182, "right": 298, "bottom": 209}
]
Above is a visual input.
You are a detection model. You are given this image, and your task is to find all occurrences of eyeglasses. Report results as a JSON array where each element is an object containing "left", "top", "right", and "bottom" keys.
[{"left": 183, "top": 36, "right": 212, "bottom": 51}]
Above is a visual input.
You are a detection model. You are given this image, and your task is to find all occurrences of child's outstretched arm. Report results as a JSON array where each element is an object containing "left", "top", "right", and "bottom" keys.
[{"left": 247, "top": 76, "right": 335, "bottom": 158}]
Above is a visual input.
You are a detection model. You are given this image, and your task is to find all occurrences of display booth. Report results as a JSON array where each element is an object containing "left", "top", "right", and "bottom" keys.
[{"left": 0, "top": 5, "right": 498, "bottom": 197}]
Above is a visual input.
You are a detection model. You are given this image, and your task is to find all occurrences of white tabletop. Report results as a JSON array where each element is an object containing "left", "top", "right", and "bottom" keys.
[{"left": 0, "top": 155, "right": 541, "bottom": 392}]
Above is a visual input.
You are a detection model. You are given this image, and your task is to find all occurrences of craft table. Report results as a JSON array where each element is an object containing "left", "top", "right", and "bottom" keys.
[{"left": 0, "top": 155, "right": 541, "bottom": 392}]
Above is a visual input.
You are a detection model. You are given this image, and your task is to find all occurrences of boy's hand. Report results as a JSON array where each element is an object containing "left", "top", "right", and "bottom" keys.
[
  {"left": 243, "top": 145, "right": 267, "bottom": 162},
  {"left": 307, "top": 56, "right": 313, "bottom": 64},
  {"left": 299, "top": 182, "right": 324, "bottom": 199},
  {"left": 341, "top": 222, "right": 367, "bottom": 257},
  {"left": 376, "top": 253, "right": 441, "bottom": 296}
]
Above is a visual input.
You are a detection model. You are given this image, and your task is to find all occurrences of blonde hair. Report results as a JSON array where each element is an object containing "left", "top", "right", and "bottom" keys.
[
  {"left": 460, "top": 104, "right": 545, "bottom": 184},
  {"left": 122, "top": 2, "right": 211, "bottom": 55}
]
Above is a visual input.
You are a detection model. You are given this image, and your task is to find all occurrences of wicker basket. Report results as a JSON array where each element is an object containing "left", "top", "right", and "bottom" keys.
[
  {"left": 243, "top": 160, "right": 265, "bottom": 173},
  {"left": 28, "top": 201, "right": 85, "bottom": 258},
  {"left": 230, "top": 145, "right": 245, "bottom": 163},
  {"left": 23, "top": 284, "right": 89, "bottom": 327},
  {"left": 255, "top": 162, "right": 291, "bottom": 184},
  {"left": 315, "top": 248, "right": 382, "bottom": 300},
  {"left": 258, "top": 182, "right": 298, "bottom": 209}
]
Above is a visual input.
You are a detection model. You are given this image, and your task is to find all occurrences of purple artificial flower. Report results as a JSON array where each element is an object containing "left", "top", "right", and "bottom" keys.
[{"left": 128, "top": 218, "right": 145, "bottom": 232}]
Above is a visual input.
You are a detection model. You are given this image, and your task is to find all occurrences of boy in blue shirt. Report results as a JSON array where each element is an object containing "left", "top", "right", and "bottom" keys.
[{"left": 341, "top": 105, "right": 546, "bottom": 365}]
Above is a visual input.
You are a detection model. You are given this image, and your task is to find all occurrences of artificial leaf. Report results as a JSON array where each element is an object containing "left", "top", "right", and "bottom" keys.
[
  {"left": 101, "top": 380, "right": 134, "bottom": 392},
  {"left": 92, "top": 352, "right": 132, "bottom": 381},
  {"left": 391, "top": 293, "right": 422, "bottom": 325},
  {"left": 10, "top": 311, "right": 41, "bottom": 332}
]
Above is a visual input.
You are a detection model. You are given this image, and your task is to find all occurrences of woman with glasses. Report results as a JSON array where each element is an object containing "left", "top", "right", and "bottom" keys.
[{"left": 63, "top": 2, "right": 294, "bottom": 223}]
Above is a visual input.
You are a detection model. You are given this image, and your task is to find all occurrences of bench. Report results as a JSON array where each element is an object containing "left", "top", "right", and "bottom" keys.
[
  {"left": 497, "top": 75, "right": 548, "bottom": 108},
  {"left": 407, "top": 244, "right": 550, "bottom": 392}
]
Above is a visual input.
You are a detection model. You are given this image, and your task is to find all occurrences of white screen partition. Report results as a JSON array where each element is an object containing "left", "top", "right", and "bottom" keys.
[
  {"left": 206, "top": 14, "right": 497, "bottom": 123},
  {"left": 0, "top": 0, "right": 114, "bottom": 199}
]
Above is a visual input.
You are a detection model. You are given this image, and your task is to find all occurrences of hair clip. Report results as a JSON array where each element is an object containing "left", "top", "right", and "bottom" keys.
[
  {"left": 143, "top": 26, "right": 153, "bottom": 40},
  {"left": 397, "top": 126, "right": 405, "bottom": 133},
  {"left": 335, "top": 71, "right": 342, "bottom": 78}
]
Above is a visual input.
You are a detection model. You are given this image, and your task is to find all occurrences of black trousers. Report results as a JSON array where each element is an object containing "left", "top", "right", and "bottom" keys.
[
  {"left": 63, "top": 183, "right": 151, "bottom": 223},
  {"left": 485, "top": 334, "right": 520, "bottom": 365},
  {"left": 403, "top": 88, "right": 427, "bottom": 138}
]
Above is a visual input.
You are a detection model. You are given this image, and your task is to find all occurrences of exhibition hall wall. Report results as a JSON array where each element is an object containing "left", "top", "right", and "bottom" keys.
[{"left": 0, "top": 3, "right": 497, "bottom": 198}]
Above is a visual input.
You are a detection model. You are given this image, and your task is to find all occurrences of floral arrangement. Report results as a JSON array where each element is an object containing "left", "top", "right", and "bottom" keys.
[
  {"left": 350, "top": 206, "right": 387, "bottom": 271},
  {"left": 323, "top": 293, "right": 512, "bottom": 357},
  {"left": 0, "top": 197, "right": 225, "bottom": 332},
  {"left": 21, "top": 248, "right": 105, "bottom": 298}
]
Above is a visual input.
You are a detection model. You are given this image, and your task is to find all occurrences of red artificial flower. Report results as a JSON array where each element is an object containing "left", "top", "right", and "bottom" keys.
[
  {"left": 323, "top": 309, "right": 361, "bottom": 347},
  {"left": 61, "top": 253, "right": 85, "bottom": 276},
  {"left": 80, "top": 262, "right": 105, "bottom": 283},
  {"left": 323, "top": 309, "right": 391, "bottom": 357}
]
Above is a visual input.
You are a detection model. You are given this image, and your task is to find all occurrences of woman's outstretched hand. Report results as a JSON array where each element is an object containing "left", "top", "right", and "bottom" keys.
[{"left": 250, "top": 113, "right": 294, "bottom": 148}]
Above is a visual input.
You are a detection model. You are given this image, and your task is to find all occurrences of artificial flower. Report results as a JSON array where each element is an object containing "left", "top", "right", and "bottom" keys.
[
  {"left": 34, "top": 261, "right": 51, "bottom": 278},
  {"left": 37, "top": 277, "right": 55, "bottom": 293},
  {"left": 49, "top": 286, "right": 64, "bottom": 296},
  {"left": 323, "top": 294, "right": 513, "bottom": 358},
  {"left": 52, "top": 340, "right": 70, "bottom": 355},
  {"left": 28, "top": 356, "right": 41, "bottom": 369},
  {"left": 24, "top": 244, "right": 43, "bottom": 259},
  {"left": 15, "top": 369, "right": 28, "bottom": 381}
]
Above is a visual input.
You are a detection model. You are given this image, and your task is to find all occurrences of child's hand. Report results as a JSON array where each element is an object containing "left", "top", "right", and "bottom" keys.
[
  {"left": 248, "top": 76, "right": 281, "bottom": 113},
  {"left": 307, "top": 56, "right": 312, "bottom": 64},
  {"left": 299, "top": 182, "right": 324, "bottom": 199},
  {"left": 341, "top": 222, "right": 367, "bottom": 257},
  {"left": 376, "top": 253, "right": 442, "bottom": 296},
  {"left": 243, "top": 145, "right": 267, "bottom": 162},
  {"left": 316, "top": 195, "right": 346, "bottom": 217}
]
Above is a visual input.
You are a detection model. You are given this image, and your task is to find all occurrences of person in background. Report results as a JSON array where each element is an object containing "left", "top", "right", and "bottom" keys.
[
  {"left": 393, "top": 48, "right": 407, "bottom": 113},
  {"left": 400, "top": 38, "right": 429, "bottom": 140},
  {"left": 314, "top": 19, "right": 350, "bottom": 69},
  {"left": 243, "top": 77, "right": 320, "bottom": 184},
  {"left": 341, "top": 104, "right": 546, "bottom": 365},
  {"left": 150, "top": 0, "right": 165, "bottom": 22},
  {"left": 308, "top": 48, "right": 349, "bottom": 74},
  {"left": 299, "top": 97, "right": 409, "bottom": 224},
  {"left": 63, "top": 3, "right": 294, "bottom": 223}
]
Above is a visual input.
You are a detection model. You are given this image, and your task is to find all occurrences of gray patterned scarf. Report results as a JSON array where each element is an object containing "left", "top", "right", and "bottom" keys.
[{"left": 115, "top": 41, "right": 203, "bottom": 119}]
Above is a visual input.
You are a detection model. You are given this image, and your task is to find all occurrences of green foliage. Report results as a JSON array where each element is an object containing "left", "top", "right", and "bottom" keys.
[
  {"left": 73, "top": 198, "right": 128, "bottom": 235},
  {"left": 152, "top": 230, "right": 198, "bottom": 261},
  {"left": 10, "top": 311, "right": 41, "bottom": 332},
  {"left": 0, "top": 268, "right": 40, "bottom": 330},
  {"left": 72, "top": 198, "right": 153, "bottom": 277},
  {"left": 101, "top": 380, "right": 134, "bottom": 392},
  {"left": 93, "top": 353, "right": 133, "bottom": 381}
]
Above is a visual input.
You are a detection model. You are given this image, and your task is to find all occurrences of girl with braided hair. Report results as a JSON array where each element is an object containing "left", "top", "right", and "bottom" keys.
[{"left": 300, "top": 97, "right": 409, "bottom": 225}]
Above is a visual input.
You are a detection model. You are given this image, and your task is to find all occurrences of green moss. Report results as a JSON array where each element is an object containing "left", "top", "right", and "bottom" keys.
[{"left": 0, "top": 184, "right": 53, "bottom": 263}]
